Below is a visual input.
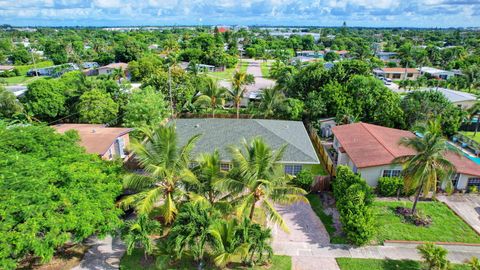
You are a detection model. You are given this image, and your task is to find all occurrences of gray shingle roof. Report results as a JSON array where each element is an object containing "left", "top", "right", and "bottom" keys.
[{"left": 174, "top": 118, "right": 320, "bottom": 164}]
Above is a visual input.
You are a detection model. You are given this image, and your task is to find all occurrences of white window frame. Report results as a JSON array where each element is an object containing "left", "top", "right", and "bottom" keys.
[
  {"left": 220, "top": 163, "right": 231, "bottom": 171},
  {"left": 284, "top": 164, "right": 303, "bottom": 175},
  {"left": 382, "top": 169, "right": 402, "bottom": 177}
]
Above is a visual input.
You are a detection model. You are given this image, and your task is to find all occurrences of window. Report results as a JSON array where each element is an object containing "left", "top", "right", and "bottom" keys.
[
  {"left": 352, "top": 165, "right": 358, "bottom": 173},
  {"left": 407, "top": 73, "right": 413, "bottom": 77},
  {"left": 107, "top": 148, "right": 113, "bottom": 160},
  {"left": 285, "top": 165, "right": 302, "bottom": 175},
  {"left": 220, "top": 163, "right": 231, "bottom": 171},
  {"left": 115, "top": 137, "right": 126, "bottom": 158},
  {"left": 393, "top": 73, "right": 401, "bottom": 79},
  {"left": 382, "top": 169, "right": 402, "bottom": 177},
  {"left": 468, "top": 178, "right": 480, "bottom": 189},
  {"left": 451, "top": 173, "right": 460, "bottom": 188}
]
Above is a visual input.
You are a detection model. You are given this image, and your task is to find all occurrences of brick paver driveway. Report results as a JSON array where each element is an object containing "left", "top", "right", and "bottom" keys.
[
  {"left": 272, "top": 202, "right": 340, "bottom": 270},
  {"left": 438, "top": 194, "right": 480, "bottom": 234}
]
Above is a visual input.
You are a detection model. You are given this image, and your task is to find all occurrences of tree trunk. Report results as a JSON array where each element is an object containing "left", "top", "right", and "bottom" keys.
[
  {"left": 396, "top": 188, "right": 401, "bottom": 201},
  {"left": 474, "top": 115, "right": 479, "bottom": 137},
  {"left": 249, "top": 199, "right": 257, "bottom": 220},
  {"left": 411, "top": 185, "right": 423, "bottom": 214},
  {"left": 236, "top": 101, "right": 240, "bottom": 119},
  {"left": 212, "top": 106, "right": 215, "bottom": 118}
]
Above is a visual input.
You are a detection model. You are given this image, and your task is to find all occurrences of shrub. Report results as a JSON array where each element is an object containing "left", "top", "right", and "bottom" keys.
[
  {"left": 377, "top": 177, "right": 404, "bottom": 197},
  {"left": 417, "top": 243, "right": 450, "bottom": 270},
  {"left": 333, "top": 166, "right": 375, "bottom": 246},
  {"left": 293, "top": 169, "right": 314, "bottom": 191},
  {"left": 470, "top": 185, "right": 478, "bottom": 194}
]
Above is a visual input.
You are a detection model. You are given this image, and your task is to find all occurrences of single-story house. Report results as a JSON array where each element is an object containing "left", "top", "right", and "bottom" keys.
[
  {"left": 419, "top": 67, "right": 455, "bottom": 80},
  {"left": 373, "top": 67, "right": 420, "bottom": 80},
  {"left": 375, "top": 51, "right": 399, "bottom": 63},
  {"left": 296, "top": 50, "right": 324, "bottom": 58},
  {"left": 52, "top": 124, "right": 132, "bottom": 161},
  {"left": 331, "top": 122, "right": 480, "bottom": 189},
  {"left": 97, "top": 62, "right": 129, "bottom": 76},
  {"left": 0, "top": 65, "right": 15, "bottom": 73},
  {"left": 27, "top": 63, "right": 79, "bottom": 77},
  {"left": 82, "top": 62, "right": 99, "bottom": 69},
  {"left": 175, "top": 118, "right": 321, "bottom": 175},
  {"left": 420, "top": 87, "right": 477, "bottom": 110}
]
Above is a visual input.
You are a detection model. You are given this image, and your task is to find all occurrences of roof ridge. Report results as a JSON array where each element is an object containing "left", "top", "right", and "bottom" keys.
[
  {"left": 255, "top": 120, "right": 318, "bottom": 162},
  {"left": 360, "top": 123, "right": 397, "bottom": 160}
]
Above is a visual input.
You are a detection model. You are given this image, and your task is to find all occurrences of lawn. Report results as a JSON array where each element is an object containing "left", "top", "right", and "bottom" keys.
[
  {"left": 373, "top": 201, "right": 480, "bottom": 243},
  {"left": 206, "top": 61, "right": 249, "bottom": 81},
  {"left": 1, "top": 75, "right": 44, "bottom": 85},
  {"left": 15, "top": 60, "right": 54, "bottom": 74},
  {"left": 336, "top": 258, "right": 469, "bottom": 270},
  {"left": 260, "top": 62, "right": 270, "bottom": 78},
  {"left": 306, "top": 194, "right": 347, "bottom": 244},
  {"left": 120, "top": 248, "right": 291, "bottom": 270},
  {"left": 461, "top": 131, "right": 480, "bottom": 144}
]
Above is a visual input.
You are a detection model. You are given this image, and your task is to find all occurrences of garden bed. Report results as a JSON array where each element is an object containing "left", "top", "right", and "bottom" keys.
[{"left": 373, "top": 201, "right": 480, "bottom": 243}]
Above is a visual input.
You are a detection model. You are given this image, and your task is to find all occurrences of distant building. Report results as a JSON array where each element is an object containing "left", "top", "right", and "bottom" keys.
[
  {"left": 373, "top": 67, "right": 420, "bottom": 80},
  {"left": 375, "top": 51, "right": 399, "bottom": 63},
  {"left": 81, "top": 62, "right": 99, "bottom": 69},
  {"left": 419, "top": 67, "right": 455, "bottom": 80},
  {"left": 52, "top": 124, "right": 132, "bottom": 161},
  {"left": 5, "top": 85, "right": 27, "bottom": 97},
  {"left": 420, "top": 87, "right": 477, "bottom": 110},
  {"left": 27, "top": 63, "right": 79, "bottom": 77},
  {"left": 296, "top": 50, "right": 324, "bottom": 58},
  {"left": 97, "top": 62, "right": 129, "bottom": 76},
  {"left": 0, "top": 65, "right": 14, "bottom": 73}
]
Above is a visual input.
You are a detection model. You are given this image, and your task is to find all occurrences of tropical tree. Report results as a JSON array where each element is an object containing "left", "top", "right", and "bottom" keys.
[
  {"left": 228, "top": 71, "right": 251, "bottom": 119},
  {"left": 417, "top": 243, "right": 451, "bottom": 270},
  {"left": 78, "top": 89, "right": 119, "bottom": 124},
  {"left": 468, "top": 98, "right": 480, "bottom": 136},
  {"left": 239, "top": 218, "right": 273, "bottom": 266},
  {"left": 219, "top": 137, "right": 307, "bottom": 231},
  {"left": 0, "top": 86, "right": 23, "bottom": 119},
  {"left": 121, "top": 214, "right": 162, "bottom": 259},
  {"left": 467, "top": 257, "right": 480, "bottom": 270},
  {"left": 394, "top": 119, "right": 459, "bottom": 213},
  {"left": 194, "top": 78, "right": 226, "bottom": 118},
  {"left": 208, "top": 218, "right": 249, "bottom": 268},
  {"left": 110, "top": 67, "right": 125, "bottom": 83},
  {"left": 259, "top": 87, "right": 285, "bottom": 118},
  {"left": 120, "top": 124, "right": 200, "bottom": 224}
]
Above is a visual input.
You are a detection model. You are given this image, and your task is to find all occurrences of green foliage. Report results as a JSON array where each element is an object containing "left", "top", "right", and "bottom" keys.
[
  {"left": 417, "top": 243, "right": 451, "bottom": 270},
  {"left": 0, "top": 123, "right": 123, "bottom": 269},
  {"left": 22, "top": 78, "right": 66, "bottom": 120},
  {"left": 306, "top": 194, "right": 347, "bottom": 244},
  {"left": 122, "top": 86, "right": 169, "bottom": 131},
  {"left": 377, "top": 177, "right": 404, "bottom": 197},
  {"left": 0, "top": 85, "right": 23, "bottom": 118},
  {"left": 292, "top": 169, "right": 314, "bottom": 192},
  {"left": 333, "top": 166, "right": 375, "bottom": 245},
  {"left": 467, "top": 257, "right": 480, "bottom": 270},
  {"left": 78, "top": 89, "right": 119, "bottom": 124},
  {"left": 121, "top": 214, "right": 162, "bottom": 258}
]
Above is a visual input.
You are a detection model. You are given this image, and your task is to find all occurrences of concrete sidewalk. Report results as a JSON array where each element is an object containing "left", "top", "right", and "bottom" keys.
[
  {"left": 438, "top": 194, "right": 480, "bottom": 234},
  {"left": 72, "top": 235, "right": 125, "bottom": 270}
]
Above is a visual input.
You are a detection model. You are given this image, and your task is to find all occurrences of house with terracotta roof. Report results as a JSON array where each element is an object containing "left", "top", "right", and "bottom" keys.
[
  {"left": 52, "top": 124, "right": 132, "bottom": 161},
  {"left": 373, "top": 67, "right": 420, "bottom": 80},
  {"left": 331, "top": 123, "right": 480, "bottom": 189}
]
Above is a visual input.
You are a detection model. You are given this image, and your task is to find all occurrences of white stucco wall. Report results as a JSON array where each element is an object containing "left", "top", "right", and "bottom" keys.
[
  {"left": 453, "top": 100, "right": 476, "bottom": 110},
  {"left": 357, "top": 164, "right": 404, "bottom": 187}
]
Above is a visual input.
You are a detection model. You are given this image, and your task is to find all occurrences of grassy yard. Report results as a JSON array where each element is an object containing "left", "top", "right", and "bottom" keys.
[
  {"left": 207, "top": 61, "right": 249, "bottom": 81},
  {"left": 373, "top": 201, "right": 480, "bottom": 243},
  {"left": 120, "top": 248, "right": 291, "bottom": 270},
  {"left": 336, "top": 258, "right": 469, "bottom": 270},
  {"left": 461, "top": 131, "right": 480, "bottom": 144},
  {"left": 306, "top": 194, "right": 347, "bottom": 244},
  {"left": 15, "top": 60, "right": 54, "bottom": 74},
  {"left": 260, "top": 62, "right": 270, "bottom": 78},
  {"left": 1, "top": 75, "right": 44, "bottom": 85}
]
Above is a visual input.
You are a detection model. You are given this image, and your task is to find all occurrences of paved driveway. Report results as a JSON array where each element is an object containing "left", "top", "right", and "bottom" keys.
[
  {"left": 272, "top": 202, "right": 339, "bottom": 270},
  {"left": 438, "top": 194, "right": 480, "bottom": 234},
  {"left": 72, "top": 235, "right": 125, "bottom": 270}
]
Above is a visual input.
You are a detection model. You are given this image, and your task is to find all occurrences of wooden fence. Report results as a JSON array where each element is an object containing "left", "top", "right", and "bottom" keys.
[{"left": 305, "top": 122, "right": 336, "bottom": 178}]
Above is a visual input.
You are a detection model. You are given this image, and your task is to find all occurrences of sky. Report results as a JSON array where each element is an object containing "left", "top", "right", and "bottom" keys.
[{"left": 0, "top": 0, "right": 479, "bottom": 28}]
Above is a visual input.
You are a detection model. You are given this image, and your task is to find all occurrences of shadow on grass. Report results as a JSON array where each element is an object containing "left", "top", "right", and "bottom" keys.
[{"left": 381, "top": 259, "right": 421, "bottom": 270}]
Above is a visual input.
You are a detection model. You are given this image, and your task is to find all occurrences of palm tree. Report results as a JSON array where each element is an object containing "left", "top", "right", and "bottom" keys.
[
  {"left": 120, "top": 124, "right": 200, "bottom": 224},
  {"left": 259, "top": 87, "right": 285, "bottom": 118},
  {"left": 110, "top": 67, "right": 124, "bottom": 83},
  {"left": 194, "top": 78, "right": 226, "bottom": 118},
  {"left": 218, "top": 137, "right": 307, "bottom": 231},
  {"left": 188, "top": 150, "right": 231, "bottom": 212},
  {"left": 121, "top": 214, "right": 162, "bottom": 260},
  {"left": 394, "top": 119, "right": 460, "bottom": 214},
  {"left": 228, "top": 71, "right": 249, "bottom": 119},
  {"left": 208, "top": 218, "right": 249, "bottom": 268}
]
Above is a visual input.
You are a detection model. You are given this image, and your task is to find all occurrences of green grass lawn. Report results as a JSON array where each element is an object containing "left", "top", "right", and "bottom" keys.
[
  {"left": 260, "top": 62, "right": 270, "bottom": 78},
  {"left": 373, "top": 201, "right": 480, "bottom": 243},
  {"left": 120, "top": 248, "right": 291, "bottom": 270},
  {"left": 336, "top": 258, "right": 469, "bottom": 270},
  {"left": 306, "top": 194, "right": 347, "bottom": 244},
  {"left": 461, "top": 131, "right": 480, "bottom": 144},
  {"left": 206, "top": 61, "right": 249, "bottom": 81},
  {"left": 15, "top": 60, "right": 54, "bottom": 74},
  {"left": 239, "top": 60, "right": 248, "bottom": 73},
  {"left": 1, "top": 75, "right": 44, "bottom": 85}
]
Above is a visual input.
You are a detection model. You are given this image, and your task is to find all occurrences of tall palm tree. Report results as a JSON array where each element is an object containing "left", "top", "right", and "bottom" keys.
[
  {"left": 218, "top": 137, "right": 307, "bottom": 231},
  {"left": 259, "top": 87, "right": 285, "bottom": 118},
  {"left": 228, "top": 71, "right": 249, "bottom": 119},
  {"left": 394, "top": 119, "right": 460, "bottom": 214},
  {"left": 194, "top": 78, "right": 226, "bottom": 118},
  {"left": 120, "top": 124, "right": 200, "bottom": 224},
  {"left": 110, "top": 67, "right": 124, "bottom": 83}
]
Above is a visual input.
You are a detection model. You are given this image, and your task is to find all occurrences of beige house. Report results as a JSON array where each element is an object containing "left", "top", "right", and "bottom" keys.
[
  {"left": 97, "top": 62, "right": 129, "bottom": 76},
  {"left": 374, "top": 67, "right": 420, "bottom": 80},
  {"left": 331, "top": 123, "right": 480, "bottom": 189},
  {"left": 52, "top": 124, "right": 132, "bottom": 161}
]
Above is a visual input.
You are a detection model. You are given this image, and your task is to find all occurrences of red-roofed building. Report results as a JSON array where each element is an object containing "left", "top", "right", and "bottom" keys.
[
  {"left": 331, "top": 123, "right": 480, "bottom": 189},
  {"left": 52, "top": 124, "right": 132, "bottom": 161}
]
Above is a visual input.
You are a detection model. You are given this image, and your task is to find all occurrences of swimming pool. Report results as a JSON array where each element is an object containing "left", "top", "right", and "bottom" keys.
[{"left": 466, "top": 155, "right": 480, "bottom": 165}]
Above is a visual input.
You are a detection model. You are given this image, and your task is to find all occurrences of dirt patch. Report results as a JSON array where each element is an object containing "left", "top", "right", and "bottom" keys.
[{"left": 18, "top": 244, "right": 89, "bottom": 270}]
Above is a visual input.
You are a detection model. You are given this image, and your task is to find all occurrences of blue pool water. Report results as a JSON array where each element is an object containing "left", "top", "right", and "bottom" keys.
[{"left": 466, "top": 155, "right": 480, "bottom": 165}]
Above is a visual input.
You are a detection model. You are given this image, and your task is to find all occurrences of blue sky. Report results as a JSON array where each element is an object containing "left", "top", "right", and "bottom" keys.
[{"left": 0, "top": 0, "right": 479, "bottom": 27}]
